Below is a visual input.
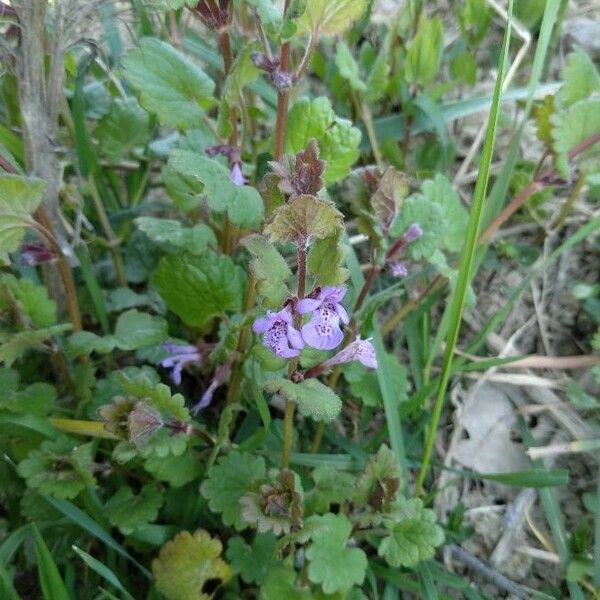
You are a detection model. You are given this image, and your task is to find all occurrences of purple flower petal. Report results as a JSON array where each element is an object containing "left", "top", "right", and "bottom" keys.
[
  {"left": 403, "top": 223, "right": 423, "bottom": 243},
  {"left": 301, "top": 320, "right": 343, "bottom": 350},
  {"left": 287, "top": 325, "right": 305, "bottom": 350},
  {"left": 230, "top": 162, "right": 246, "bottom": 186},
  {"left": 320, "top": 286, "right": 347, "bottom": 303},
  {"left": 335, "top": 303, "right": 350, "bottom": 325},
  {"left": 297, "top": 298, "right": 322, "bottom": 314},
  {"left": 253, "top": 314, "right": 273, "bottom": 334}
]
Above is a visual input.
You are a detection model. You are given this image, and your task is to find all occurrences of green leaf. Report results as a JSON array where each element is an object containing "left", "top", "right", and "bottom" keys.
[
  {"left": 335, "top": 41, "right": 366, "bottom": 92},
  {"left": 169, "top": 150, "right": 264, "bottom": 228},
  {"left": 94, "top": 97, "right": 150, "bottom": 160},
  {"left": 305, "top": 513, "right": 367, "bottom": 593},
  {"left": 458, "top": 0, "right": 491, "bottom": 47},
  {"left": 200, "top": 450, "right": 267, "bottom": 530},
  {"left": 163, "top": 165, "right": 205, "bottom": 212},
  {"left": 378, "top": 497, "right": 445, "bottom": 568},
  {"left": 263, "top": 378, "right": 342, "bottom": 422},
  {"left": 242, "top": 234, "right": 291, "bottom": 308},
  {"left": 135, "top": 217, "right": 216, "bottom": 256},
  {"left": 534, "top": 94, "right": 555, "bottom": 151},
  {"left": 405, "top": 16, "right": 444, "bottom": 86},
  {"left": 305, "top": 465, "right": 356, "bottom": 514},
  {"left": 222, "top": 43, "right": 261, "bottom": 108},
  {"left": 226, "top": 533, "right": 276, "bottom": 585},
  {"left": 551, "top": 98, "right": 600, "bottom": 176},
  {"left": 556, "top": 48, "right": 600, "bottom": 109},
  {"left": 297, "top": 0, "right": 367, "bottom": 35},
  {"left": 0, "top": 324, "right": 71, "bottom": 367},
  {"left": 154, "top": 252, "right": 246, "bottom": 327},
  {"left": 118, "top": 371, "right": 190, "bottom": 421},
  {"left": 122, "top": 38, "right": 216, "bottom": 129},
  {"left": 365, "top": 52, "right": 391, "bottom": 104},
  {"left": 152, "top": 529, "right": 231, "bottom": 600},
  {"left": 0, "top": 174, "right": 46, "bottom": 264},
  {"left": 0, "top": 274, "right": 57, "bottom": 328},
  {"left": 261, "top": 565, "right": 312, "bottom": 600},
  {"left": 307, "top": 231, "right": 349, "bottom": 286},
  {"left": 113, "top": 309, "right": 168, "bottom": 350},
  {"left": 33, "top": 524, "right": 70, "bottom": 600},
  {"left": 265, "top": 194, "right": 343, "bottom": 246},
  {"left": 285, "top": 97, "right": 361, "bottom": 184},
  {"left": 17, "top": 437, "right": 96, "bottom": 500},
  {"left": 66, "top": 309, "right": 167, "bottom": 356},
  {"left": 143, "top": 450, "right": 203, "bottom": 487},
  {"left": 450, "top": 51, "right": 477, "bottom": 86},
  {"left": 105, "top": 484, "right": 164, "bottom": 534},
  {"left": 391, "top": 173, "right": 468, "bottom": 260},
  {"left": 0, "top": 368, "right": 55, "bottom": 415},
  {"left": 354, "top": 444, "right": 401, "bottom": 510}
]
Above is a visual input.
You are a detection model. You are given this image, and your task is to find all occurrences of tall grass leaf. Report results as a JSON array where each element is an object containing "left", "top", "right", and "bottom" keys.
[
  {"left": 372, "top": 326, "right": 408, "bottom": 490},
  {"left": 520, "top": 421, "right": 585, "bottom": 600},
  {"left": 33, "top": 524, "right": 71, "bottom": 600},
  {"left": 74, "top": 246, "right": 110, "bottom": 334},
  {"left": 43, "top": 496, "right": 152, "bottom": 580},
  {"left": 417, "top": 0, "right": 514, "bottom": 494},
  {"left": 0, "top": 565, "right": 21, "bottom": 600},
  {"left": 72, "top": 546, "right": 135, "bottom": 600},
  {"left": 418, "top": 563, "right": 438, "bottom": 599},
  {"left": 594, "top": 461, "right": 600, "bottom": 587}
]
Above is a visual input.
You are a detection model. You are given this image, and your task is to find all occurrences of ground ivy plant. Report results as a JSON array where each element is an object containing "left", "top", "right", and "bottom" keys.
[{"left": 2, "top": 0, "right": 598, "bottom": 598}]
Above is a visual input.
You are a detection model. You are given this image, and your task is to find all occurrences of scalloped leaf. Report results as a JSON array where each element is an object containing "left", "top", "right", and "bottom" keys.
[
  {"left": 285, "top": 97, "right": 361, "bottom": 185},
  {"left": 169, "top": 150, "right": 264, "bottom": 228},
  {"left": 0, "top": 274, "right": 57, "bottom": 328},
  {"left": 226, "top": 533, "right": 276, "bottom": 585},
  {"left": 0, "top": 175, "right": 46, "bottom": 265},
  {"left": 143, "top": 449, "right": 203, "bottom": 487},
  {"left": 242, "top": 234, "right": 291, "bottom": 308},
  {"left": 154, "top": 252, "right": 246, "bottom": 328},
  {"left": 135, "top": 217, "right": 217, "bottom": 256},
  {"left": 105, "top": 484, "right": 164, "bottom": 534},
  {"left": 264, "top": 194, "right": 342, "bottom": 246},
  {"left": 378, "top": 497, "right": 445, "bottom": 568},
  {"left": 297, "top": 0, "right": 367, "bottom": 35},
  {"left": 305, "top": 513, "right": 367, "bottom": 594},
  {"left": 264, "top": 378, "right": 342, "bottom": 423},
  {"left": 152, "top": 529, "right": 231, "bottom": 600},
  {"left": 200, "top": 451, "right": 267, "bottom": 530},
  {"left": 17, "top": 437, "right": 96, "bottom": 500},
  {"left": 118, "top": 371, "right": 190, "bottom": 421},
  {"left": 122, "top": 38, "right": 216, "bottom": 129},
  {"left": 307, "top": 231, "right": 349, "bottom": 286},
  {"left": 555, "top": 48, "right": 600, "bottom": 109}
]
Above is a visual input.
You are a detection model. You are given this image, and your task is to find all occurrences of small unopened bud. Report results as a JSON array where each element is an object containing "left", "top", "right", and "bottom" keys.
[
  {"left": 230, "top": 162, "right": 246, "bottom": 186},
  {"left": 402, "top": 223, "right": 423, "bottom": 244},
  {"left": 403, "top": 223, "right": 423, "bottom": 243}
]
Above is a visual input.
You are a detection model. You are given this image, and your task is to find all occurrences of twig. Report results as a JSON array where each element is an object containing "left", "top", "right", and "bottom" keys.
[
  {"left": 273, "top": 0, "right": 292, "bottom": 161},
  {"left": 449, "top": 544, "right": 530, "bottom": 599}
]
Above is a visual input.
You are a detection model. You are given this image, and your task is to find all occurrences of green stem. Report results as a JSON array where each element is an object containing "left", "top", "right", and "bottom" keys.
[{"left": 283, "top": 245, "right": 306, "bottom": 467}]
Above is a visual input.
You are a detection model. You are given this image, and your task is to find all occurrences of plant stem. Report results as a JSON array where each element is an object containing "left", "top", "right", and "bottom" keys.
[
  {"left": 480, "top": 128, "right": 600, "bottom": 244},
  {"left": 88, "top": 178, "right": 127, "bottom": 287},
  {"left": 283, "top": 245, "right": 306, "bottom": 467},
  {"left": 273, "top": 0, "right": 292, "bottom": 161}
]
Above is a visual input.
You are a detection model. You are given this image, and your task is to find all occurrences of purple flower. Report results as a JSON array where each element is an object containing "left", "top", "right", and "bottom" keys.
[
  {"left": 297, "top": 286, "right": 349, "bottom": 351},
  {"left": 403, "top": 223, "right": 423, "bottom": 243},
  {"left": 20, "top": 242, "right": 55, "bottom": 266},
  {"left": 159, "top": 342, "right": 201, "bottom": 385},
  {"left": 389, "top": 261, "right": 408, "bottom": 278},
  {"left": 253, "top": 306, "right": 304, "bottom": 359},
  {"left": 230, "top": 161, "right": 246, "bottom": 186},
  {"left": 192, "top": 361, "right": 232, "bottom": 413},
  {"left": 321, "top": 336, "right": 378, "bottom": 370}
]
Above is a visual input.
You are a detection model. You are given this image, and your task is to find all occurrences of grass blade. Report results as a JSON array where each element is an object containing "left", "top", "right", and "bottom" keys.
[
  {"left": 416, "top": 0, "right": 514, "bottom": 494},
  {"left": 72, "top": 545, "right": 135, "bottom": 600},
  {"left": 373, "top": 325, "right": 408, "bottom": 491},
  {"left": 0, "top": 565, "right": 22, "bottom": 600},
  {"left": 33, "top": 524, "right": 70, "bottom": 600},
  {"left": 43, "top": 496, "right": 152, "bottom": 580}
]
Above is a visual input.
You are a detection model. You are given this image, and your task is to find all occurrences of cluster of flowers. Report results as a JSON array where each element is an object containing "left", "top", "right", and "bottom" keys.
[{"left": 252, "top": 285, "right": 377, "bottom": 369}]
